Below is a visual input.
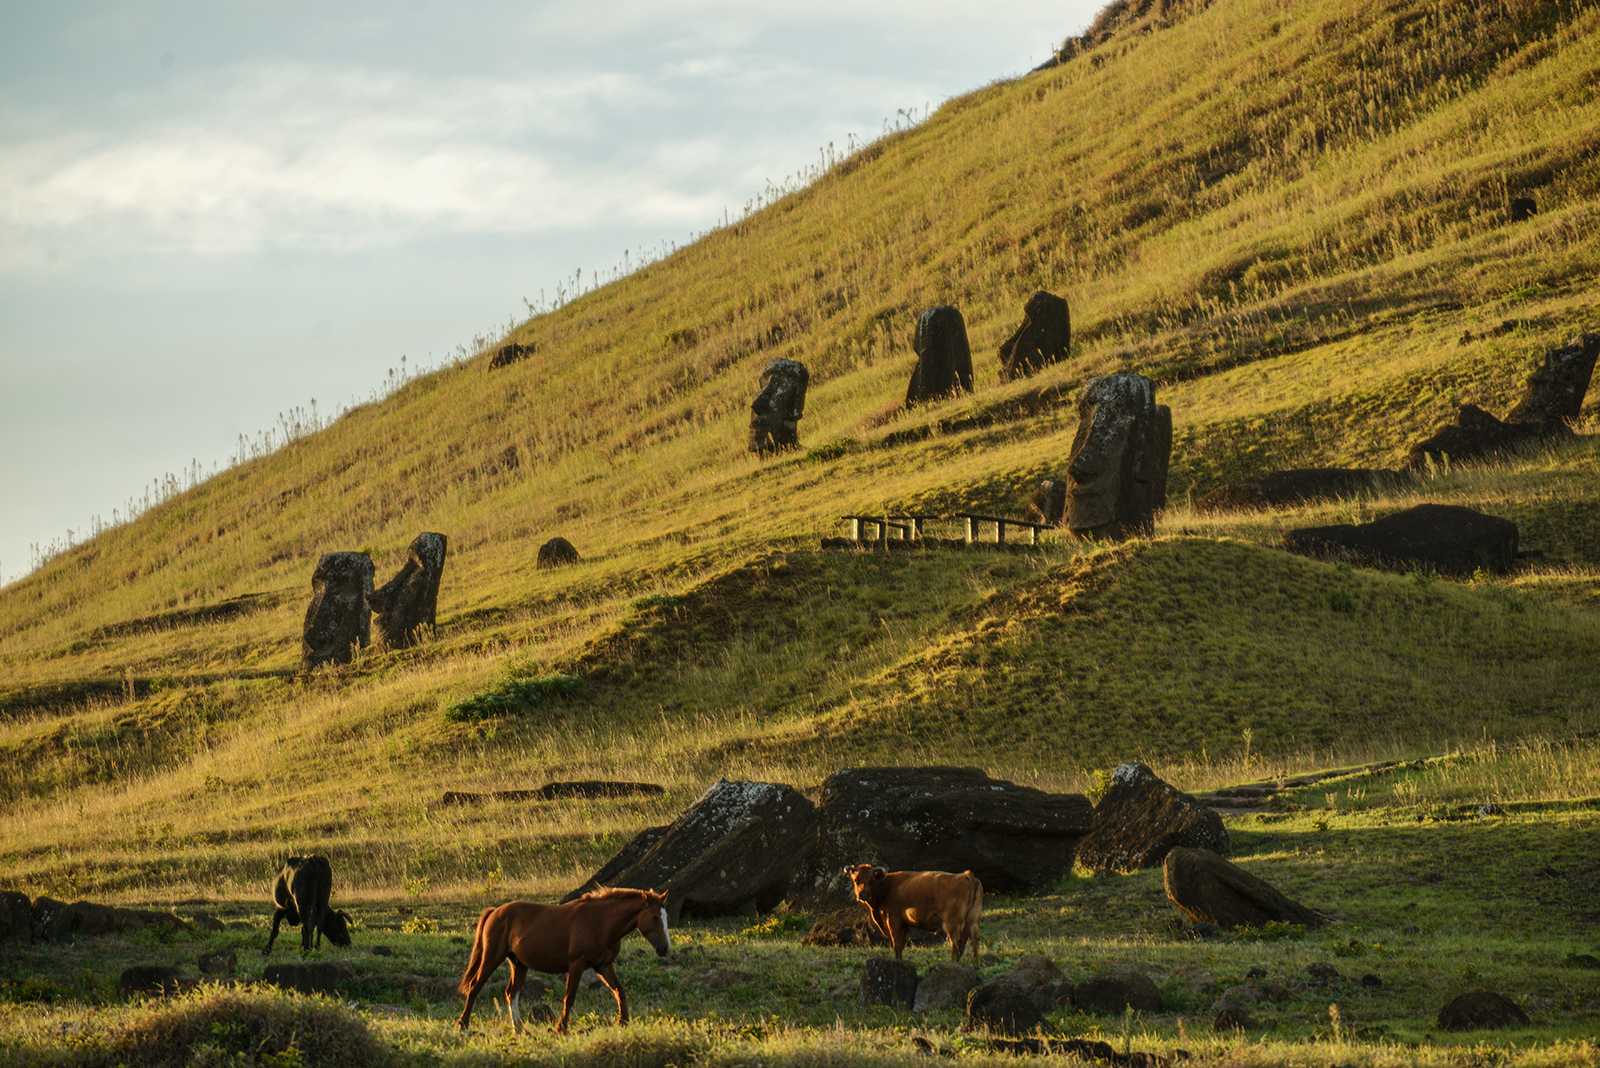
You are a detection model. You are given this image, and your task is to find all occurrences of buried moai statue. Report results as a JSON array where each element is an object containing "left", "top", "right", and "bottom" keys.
[
  {"left": 367, "top": 532, "right": 448, "bottom": 651},
  {"left": 998, "top": 291, "right": 1071, "bottom": 382},
  {"left": 748, "top": 358, "right": 809, "bottom": 453},
  {"left": 1064, "top": 374, "right": 1172, "bottom": 539},
  {"left": 301, "top": 552, "right": 374, "bottom": 670},
  {"left": 905, "top": 306, "right": 974, "bottom": 406}
]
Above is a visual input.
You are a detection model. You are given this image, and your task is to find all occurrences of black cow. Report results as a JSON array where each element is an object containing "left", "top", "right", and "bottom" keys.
[{"left": 264, "top": 855, "right": 353, "bottom": 954}]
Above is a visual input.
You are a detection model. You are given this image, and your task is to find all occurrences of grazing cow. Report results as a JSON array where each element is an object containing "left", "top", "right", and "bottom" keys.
[
  {"left": 844, "top": 863, "right": 982, "bottom": 963},
  {"left": 264, "top": 855, "right": 353, "bottom": 954}
]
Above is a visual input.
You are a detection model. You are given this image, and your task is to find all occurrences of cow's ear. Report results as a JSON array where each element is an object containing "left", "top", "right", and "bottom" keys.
[{"left": 871, "top": 866, "right": 887, "bottom": 882}]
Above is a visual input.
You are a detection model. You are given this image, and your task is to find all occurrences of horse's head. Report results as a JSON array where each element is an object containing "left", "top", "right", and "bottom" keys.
[{"left": 635, "top": 891, "right": 671, "bottom": 958}]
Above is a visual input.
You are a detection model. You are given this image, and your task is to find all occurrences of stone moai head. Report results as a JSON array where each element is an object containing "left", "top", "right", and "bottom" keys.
[
  {"left": 368, "top": 532, "right": 448, "bottom": 651},
  {"left": 301, "top": 551, "right": 374, "bottom": 670},
  {"left": 1065, "top": 374, "right": 1172, "bottom": 538},
  {"left": 748, "top": 358, "right": 809, "bottom": 453},
  {"left": 905, "top": 306, "right": 974, "bottom": 407},
  {"left": 998, "top": 290, "right": 1071, "bottom": 382}
]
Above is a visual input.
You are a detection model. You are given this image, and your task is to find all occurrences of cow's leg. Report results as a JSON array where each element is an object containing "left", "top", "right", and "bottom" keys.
[
  {"left": 263, "top": 907, "right": 290, "bottom": 955},
  {"left": 598, "top": 963, "right": 629, "bottom": 1026},
  {"left": 555, "top": 964, "right": 583, "bottom": 1034},
  {"left": 888, "top": 918, "right": 908, "bottom": 960}
]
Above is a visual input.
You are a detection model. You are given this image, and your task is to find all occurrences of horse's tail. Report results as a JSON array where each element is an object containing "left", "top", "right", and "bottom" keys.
[
  {"left": 964, "top": 872, "right": 983, "bottom": 965},
  {"left": 458, "top": 907, "right": 497, "bottom": 995}
]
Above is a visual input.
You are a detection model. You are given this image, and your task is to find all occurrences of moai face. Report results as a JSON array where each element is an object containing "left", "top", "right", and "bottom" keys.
[
  {"left": 749, "top": 358, "right": 809, "bottom": 452},
  {"left": 1065, "top": 374, "right": 1171, "bottom": 538}
]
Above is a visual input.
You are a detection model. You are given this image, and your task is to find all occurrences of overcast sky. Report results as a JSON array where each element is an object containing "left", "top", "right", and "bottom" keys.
[{"left": 0, "top": 1, "right": 1101, "bottom": 587}]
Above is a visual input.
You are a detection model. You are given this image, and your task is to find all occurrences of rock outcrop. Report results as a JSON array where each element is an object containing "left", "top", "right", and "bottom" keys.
[
  {"left": 368, "top": 532, "right": 447, "bottom": 651},
  {"left": 301, "top": 552, "right": 374, "bottom": 670},
  {"left": 748, "top": 359, "right": 809, "bottom": 453},
  {"left": 1162, "top": 847, "right": 1327, "bottom": 930},
  {"left": 1075, "top": 763, "right": 1230, "bottom": 873},
  {"left": 1283, "top": 503, "right": 1519, "bottom": 576},
  {"left": 905, "top": 307, "right": 974, "bottom": 406},
  {"left": 1437, "top": 990, "right": 1532, "bottom": 1031},
  {"left": 564, "top": 779, "right": 815, "bottom": 921},
  {"left": 998, "top": 291, "right": 1071, "bottom": 382},
  {"left": 1072, "top": 970, "right": 1164, "bottom": 1014},
  {"left": 1066, "top": 375, "right": 1172, "bottom": 538},
  {"left": 794, "top": 766, "right": 1093, "bottom": 909},
  {"left": 965, "top": 978, "right": 1045, "bottom": 1035}
]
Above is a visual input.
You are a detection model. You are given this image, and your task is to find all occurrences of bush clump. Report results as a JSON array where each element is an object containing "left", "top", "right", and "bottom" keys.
[{"left": 443, "top": 673, "right": 582, "bottom": 722}]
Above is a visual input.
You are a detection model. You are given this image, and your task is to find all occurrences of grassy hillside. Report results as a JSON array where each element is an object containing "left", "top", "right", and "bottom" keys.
[{"left": 2, "top": 0, "right": 1600, "bottom": 919}]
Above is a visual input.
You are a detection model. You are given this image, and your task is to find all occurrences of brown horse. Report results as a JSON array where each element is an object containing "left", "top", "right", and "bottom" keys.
[{"left": 456, "top": 888, "right": 670, "bottom": 1034}]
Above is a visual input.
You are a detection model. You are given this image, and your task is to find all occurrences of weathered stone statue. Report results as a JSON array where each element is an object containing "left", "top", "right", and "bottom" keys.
[
  {"left": 1407, "top": 333, "right": 1598, "bottom": 470},
  {"left": 998, "top": 291, "right": 1071, "bottom": 381},
  {"left": 368, "top": 532, "right": 447, "bottom": 651},
  {"left": 1024, "top": 480, "right": 1068, "bottom": 526},
  {"left": 748, "top": 358, "right": 809, "bottom": 453},
  {"left": 301, "top": 552, "right": 374, "bottom": 670},
  {"left": 905, "top": 306, "right": 974, "bottom": 407},
  {"left": 1283, "top": 503, "right": 1519, "bottom": 576},
  {"left": 1064, "top": 374, "right": 1172, "bottom": 538},
  {"left": 537, "top": 537, "right": 580, "bottom": 569}
]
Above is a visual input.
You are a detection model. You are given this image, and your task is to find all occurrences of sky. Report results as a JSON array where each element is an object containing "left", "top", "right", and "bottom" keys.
[{"left": 0, "top": 1, "right": 1102, "bottom": 587}]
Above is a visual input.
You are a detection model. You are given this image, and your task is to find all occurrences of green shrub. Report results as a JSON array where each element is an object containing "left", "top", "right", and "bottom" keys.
[{"left": 442, "top": 673, "right": 582, "bottom": 722}]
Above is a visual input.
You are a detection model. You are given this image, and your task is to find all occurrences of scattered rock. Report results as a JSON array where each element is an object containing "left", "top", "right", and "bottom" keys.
[
  {"left": 905, "top": 306, "right": 974, "bottom": 406},
  {"left": 1065, "top": 374, "right": 1171, "bottom": 539},
  {"left": 35, "top": 900, "right": 188, "bottom": 941},
  {"left": 536, "top": 537, "right": 581, "bottom": 569},
  {"left": 262, "top": 961, "right": 357, "bottom": 995},
  {"left": 862, "top": 958, "right": 919, "bottom": 1009},
  {"left": 301, "top": 552, "right": 374, "bottom": 670},
  {"left": 1361, "top": 973, "right": 1384, "bottom": 987},
  {"left": 1072, "top": 971, "right": 1163, "bottom": 1014},
  {"left": 198, "top": 950, "right": 237, "bottom": 975},
  {"left": 1024, "top": 479, "right": 1068, "bottom": 527},
  {"left": 1076, "top": 764, "right": 1230, "bottom": 873},
  {"left": 0, "top": 891, "right": 35, "bottom": 943},
  {"left": 685, "top": 967, "right": 753, "bottom": 988},
  {"left": 119, "top": 966, "right": 193, "bottom": 996},
  {"left": 1213, "top": 1006, "right": 1258, "bottom": 1031},
  {"left": 801, "top": 908, "right": 939, "bottom": 949},
  {"left": 189, "top": 913, "right": 226, "bottom": 933},
  {"left": 1195, "top": 469, "right": 1406, "bottom": 515},
  {"left": 487, "top": 341, "right": 536, "bottom": 369},
  {"left": 1163, "top": 848, "right": 1327, "bottom": 931},
  {"left": 793, "top": 766, "right": 1093, "bottom": 909},
  {"left": 748, "top": 358, "right": 809, "bottom": 453},
  {"left": 565, "top": 779, "right": 816, "bottom": 921},
  {"left": 1032, "top": 978, "right": 1076, "bottom": 1009},
  {"left": 371, "top": 946, "right": 394, "bottom": 957},
  {"left": 368, "top": 532, "right": 448, "bottom": 651},
  {"left": 1307, "top": 962, "right": 1341, "bottom": 982},
  {"left": 1283, "top": 503, "right": 1519, "bottom": 576},
  {"left": 1565, "top": 954, "right": 1600, "bottom": 969},
  {"left": 1437, "top": 989, "right": 1531, "bottom": 1031},
  {"left": 966, "top": 978, "right": 1045, "bottom": 1034},
  {"left": 998, "top": 290, "right": 1072, "bottom": 382},
  {"left": 913, "top": 962, "right": 979, "bottom": 1011},
  {"left": 442, "top": 781, "right": 665, "bottom": 805}
]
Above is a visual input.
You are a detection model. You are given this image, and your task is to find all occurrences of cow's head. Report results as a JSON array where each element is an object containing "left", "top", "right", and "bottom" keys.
[
  {"left": 320, "top": 909, "right": 353, "bottom": 947},
  {"left": 842, "top": 863, "right": 887, "bottom": 901}
]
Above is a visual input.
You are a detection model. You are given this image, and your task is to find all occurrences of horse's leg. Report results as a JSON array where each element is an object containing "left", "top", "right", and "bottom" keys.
[
  {"left": 555, "top": 965, "right": 583, "bottom": 1034},
  {"left": 456, "top": 978, "right": 483, "bottom": 1032},
  {"left": 505, "top": 958, "right": 528, "bottom": 1034},
  {"left": 598, "top": 963, "right": 628, "bottom": 1027}
]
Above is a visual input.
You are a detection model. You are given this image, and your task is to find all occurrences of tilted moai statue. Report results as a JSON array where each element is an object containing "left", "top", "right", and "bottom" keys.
[
  {"left": 1065, "top": 374, "right": 1172, "bottom": 538},
  {"left": 368, "top": 532, "right": 448, "bottom": 651},
  {"left": 905, "top": 306, "right": 974, "bottom": 407},
  {"left": 301, "top": 552, "right": 375, "bottom": 670},
  {"left": 998, "top": 291, "right": 1071, "bottom": 382},
  {"left": 748, "top": 358, "right": 809, "bottom": 453}
]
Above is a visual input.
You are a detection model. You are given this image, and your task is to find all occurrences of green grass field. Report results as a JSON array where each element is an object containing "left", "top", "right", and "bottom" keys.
[{"left": 5, "top": 0, "right": 1600, "bottom": 1062}]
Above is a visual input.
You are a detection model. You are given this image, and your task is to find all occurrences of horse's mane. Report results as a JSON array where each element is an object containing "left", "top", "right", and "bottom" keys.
[{"left": 582, "top": 886, "right": 662, "bottom": 902}]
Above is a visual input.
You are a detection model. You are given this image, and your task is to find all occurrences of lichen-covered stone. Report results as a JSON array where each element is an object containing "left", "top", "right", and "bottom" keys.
[
  {"left": 1163, "top": 847, "right": 1326, "bottom": 930},
  {"left": 1066, "top": 374, "right": 1171, "bottom": 538},
  {"left": 368, "top": 533, "right": 447, "bottom": 651},
  {"left": 301, "top": 552, "right": 373, "bottom": 670},
  {"left": 1076, "top": 763, "right": 1229, "bottom": 873}
]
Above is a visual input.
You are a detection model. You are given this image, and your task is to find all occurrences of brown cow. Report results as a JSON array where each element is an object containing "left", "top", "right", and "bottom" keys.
[{"left": 844, "top": 863, "right": 982, "bottom": 963}]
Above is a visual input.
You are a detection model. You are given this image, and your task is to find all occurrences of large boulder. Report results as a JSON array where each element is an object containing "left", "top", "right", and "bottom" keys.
[
  {"left": 793, "top": 766, "right": 1094, "bottom": 910},
  {"left": 965, "top": 978, "right": 1045, "bottom": 1035},
  {"left": 263, "top": 960, "right": 357, "bottom": 995},
  {"left": 1024, "top": 480, "right": 1068, "bottom": 527},
  {"left": 1195, "top": 469, "right": 1407, "bottom": 515},
  {"left": 1282, "top": 503, "right": 1519, "bottom": 576},
  {"left": 368, "top": 532, "right": 447, "bottom": 652},
  {"left": 1437, "top": 989, "right": 1531, "bottom": 1031},
  {"left": 914, "top": 962, "right": 980, "bottom": 1011},
  {"left": 1065, "top": 375, "right": 1172, "bottom": 539},
  {"left": 861, "top": 958, "right": 918, "bottom": 1009},
  {"left": 1072, "top": 971, "right": 1164, "bottom": 1014},
  {"left": 1075, "top": 763, "right": 1230, "bottom": 873},
  {"left": 564, "top": 780, "right": 815, "bottom": 921},
  {"left": 905, "top": 306, "right": 974, "bottom": 406},
  {"left": 748, "top": 358, "right": 809, "bottom": 453},
  {"left": 301, "top": 552, "right": 374, "bottom": 670},
  {"left": 536, "top": 537, "right": 581, "bottom": 569},
  {"left": 998, "top": 291, "right": 1071, "bottom": 382},
  {"left": 119, "top": 966, "right": 193, "bottom": 997},
  {"left": 1162, "top": 847, "right": 1327, "bottom": 930},
  {"left": 0, "top": 891, "right": 35, "bottom": 943}
]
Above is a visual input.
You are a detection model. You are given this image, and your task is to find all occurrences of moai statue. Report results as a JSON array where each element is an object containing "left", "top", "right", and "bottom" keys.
[
  {"left": 368, "top": 532, "right": 448, "bottom": 651},
  {"left": 905, "top": 306, "right": 974, "bottom": 407},
  {"left": 301, "top": 552, "right": 374, "bottom": 670},
  {"left": 998, "top": 291, "right": 1071, "bottom": 382},
  {"left": 1025, "top": 479, "right": 1068, "bottom": 526},
  {"left": 537, "top": 536, "right": 581, "bottom": 569},
  {"left": 748, "top": 358, "right": 809, "bottom": 453},
  {"left": 1065, "top": 374, "right": 1172, "bottom": 539}
]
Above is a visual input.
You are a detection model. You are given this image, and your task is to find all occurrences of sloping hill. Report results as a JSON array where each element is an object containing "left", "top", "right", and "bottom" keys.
[{"left": 4, "top": 0, "right": 1600, "bottom": 899}]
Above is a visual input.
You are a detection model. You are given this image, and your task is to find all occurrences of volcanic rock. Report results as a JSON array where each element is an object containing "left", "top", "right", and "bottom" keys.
[
  {"left": 861, "top": 958, "right": 918, "bottom": 1009},
  {"left": 966, "top": 978, "right": 1045, "bottom": 1034},
  {"left": 913, "top": 962, "right": 980, "bottom": 1011},
  {"left": 905, "top": 306, "right": 974, "bottom": 406},
  {"left": 748, "top": 358, "right": 809, "bottom": 453},
  {"left": 1437, "top": 989, "right": 1531, "bottom": 1031},
  {"left": 1075, "top": 763, "right": 1229, "bottom": 873},
  {"left": 368, "top": 532, "right": 447, "bottom": 651},
  {"left": 1163, "top": 848, "right": 1327, "bottom": 930},
  {"left": 1282, "top": 503, "right": 1519, "bottom": 576},
  {"left": 537, "top": 537, "right": 581, "bottom": 569},
  {"left": 998, "top": 291, "right": 1072, "bottom": 381},
  {"left": 1073, "top": 971, "right": 1164, "bottom": 1014},
  {"left": 1024, "top": 480, "right": 1068, "bottom": 526},
  {"left": 1065, "top": 374, "right": 1172, "bottom": 539},
  {"left": 262, "top": 960, "right": 357, "bottom": 995},
  {"left": 301, "top": 552, "right": 374, "bottom": 670}
]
